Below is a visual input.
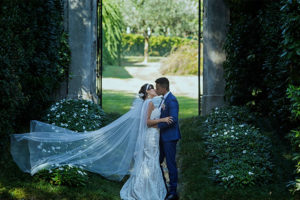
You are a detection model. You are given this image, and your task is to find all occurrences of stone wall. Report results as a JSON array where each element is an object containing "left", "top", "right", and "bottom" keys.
[
  {"left": 202, "top": 0, "right": 229, "bottom": 115},
  {"left": 59, "top": 0, "right": 98, "bottom": 103}
]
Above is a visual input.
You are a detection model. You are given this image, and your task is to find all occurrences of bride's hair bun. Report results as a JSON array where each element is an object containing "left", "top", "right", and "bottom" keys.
[{"left": 138, "top": 83, "right": 154, "bottom": 100}]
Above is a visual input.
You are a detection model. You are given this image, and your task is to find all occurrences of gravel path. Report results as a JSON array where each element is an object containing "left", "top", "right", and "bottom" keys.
[{"left": 103, "top": 62, "right": 202, "bottom": 99}]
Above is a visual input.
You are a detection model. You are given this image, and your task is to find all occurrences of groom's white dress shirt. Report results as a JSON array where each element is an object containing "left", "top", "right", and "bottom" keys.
[{"left": 160, "top": 91, "right": 170, "bottom": 110}]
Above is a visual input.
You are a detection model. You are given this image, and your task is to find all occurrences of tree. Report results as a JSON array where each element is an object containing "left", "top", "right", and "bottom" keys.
[
  {"left": 118, "top": 0, "right": 198, "bottom": 63},
  {"left": 102, "top": 0, "right": 123, "bottom": 64}
]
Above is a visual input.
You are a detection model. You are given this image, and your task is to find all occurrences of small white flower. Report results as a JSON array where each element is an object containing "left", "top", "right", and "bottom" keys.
[
  {"left": 56, "top": 146, "right": 61, "bottom": 150},
  {"left": 224, "top": 131, "right": 228, "bottom": 135},
  {"left": 231, "top": 126, "right": 234, "bottom": 130},
  {"left": 51, "top": 146, "right": 55, "bottom": 150},
  {"left": 83, "top": 126, "right": 86, "bottom": 130},
  {"left": 205, "top": 119, "right": 208, "bottom": 123},
  {"left": 42, "top": 149, "right": 47, "bottom": 152},
  {"left": 47, "top": 114, "right": 50, "bottom": 117},
  {"left": 224, "top": 124, "right": 228, "bottom": 127},
  {"left": 243, "top": 150, "right": 247, "bottom": 154},
  {"left": 216, "top": 170, "right": 220, "bottom": 174},
  {"left": 56, "top": 102, "right": 59, "bottom": 105},
  {"left": 239, "top": 124, "right": 245, "bottom": 128},
  {"left": 229, "top": 175, "right": 234, "bottom": 179},
  {"left": 56, "top": 114, "right": 60, "bottom": 118},
  {"left": 248, "top": 171, "right": 254, "bottom": 175},
  {"left": 61, "top": 112, "right": 66, "bottom": 115},
  {"left": 245, "top": 133, "right": 248, "bottom": 135},
  {"left": 58, "top": 167, "right": 63, "bottom": 170}
]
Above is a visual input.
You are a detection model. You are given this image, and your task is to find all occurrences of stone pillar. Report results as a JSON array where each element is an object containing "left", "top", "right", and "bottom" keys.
[
  {"left": 63, "top": 0, "right": 98, "bottom": 103},
  {"left": 201, "top": 0, "right": 229, "bottom": 115}
]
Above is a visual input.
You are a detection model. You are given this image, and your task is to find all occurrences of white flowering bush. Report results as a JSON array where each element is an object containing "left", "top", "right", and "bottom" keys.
[
  {"left": 35, "top": 98, "right": 109, "bottom": 186},
  {"left": 204, "top": 106, "right": 273, "bottom": 188},
  {"left": 42, "top": 98, "right": 108, "bottom": 132}
]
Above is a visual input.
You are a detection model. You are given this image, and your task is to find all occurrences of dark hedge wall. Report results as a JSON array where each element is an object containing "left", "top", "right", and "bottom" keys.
[{"left": 0, "top": 0, "right": 70, "bottom": 157}]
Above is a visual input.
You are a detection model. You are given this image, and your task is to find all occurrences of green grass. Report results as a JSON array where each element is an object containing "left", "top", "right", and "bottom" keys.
[
  {"left": 178, "top": 116, "right": 295, "bottom": 200},
  {"left": 0, "top": 148, "right": 124, "bottom": 200},
  {"left": 102, "top": 90, "right": 198, "bottom": 119}
]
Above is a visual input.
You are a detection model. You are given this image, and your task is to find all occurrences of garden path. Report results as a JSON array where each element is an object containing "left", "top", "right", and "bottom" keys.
[{"left": 103, "top": 61, "right": 201, "bottom": 99}]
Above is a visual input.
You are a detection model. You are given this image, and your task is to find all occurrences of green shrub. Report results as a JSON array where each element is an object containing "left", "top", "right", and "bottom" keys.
[
  {"left": 43, "top": 98, "right": 108, "bottom": 132},
  {"left": 287, "top": 85, "right": 300, "bottom": 193},
  {"left": 204, "top": 107, "right": 273, "bottom": 188},
  {"left": 160, "top": 42, "right": 200, "bottom": 75},
  {"left": 35, "top": 98, "right": 110, "bottom": 186}
]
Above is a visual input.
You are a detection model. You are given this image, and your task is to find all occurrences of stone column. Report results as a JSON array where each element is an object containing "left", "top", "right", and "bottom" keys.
[
  {"left": 201, "top": 0, "right": 229, "bottom": 115},
  {"left": 63, "top": 0, "right": 98, "bottom": 103}
]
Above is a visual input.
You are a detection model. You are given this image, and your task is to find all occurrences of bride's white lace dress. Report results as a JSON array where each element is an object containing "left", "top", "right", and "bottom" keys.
[{"left": 120, "top": 98, "right": 167, "bottom": 200}]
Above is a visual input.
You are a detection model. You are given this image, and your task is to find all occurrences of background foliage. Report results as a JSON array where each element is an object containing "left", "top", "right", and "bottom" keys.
[
  {"left": 102, "top": 0, "right": 123, "bottom": 65},
  {"left": 0, "top": 0, "right": 70, "bottom": 159},
  {"left": 223, "top": 0, "right": 300, "bottom": 131}
]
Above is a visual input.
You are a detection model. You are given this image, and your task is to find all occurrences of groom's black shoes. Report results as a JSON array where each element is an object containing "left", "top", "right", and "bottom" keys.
[{"left": 165, "top": 193, "right": 179, "bottom": 200}]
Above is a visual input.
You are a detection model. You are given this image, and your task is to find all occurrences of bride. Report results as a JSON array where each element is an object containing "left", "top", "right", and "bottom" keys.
[{"left": 10, "top": 83, "right": 172, "bottom": 200}]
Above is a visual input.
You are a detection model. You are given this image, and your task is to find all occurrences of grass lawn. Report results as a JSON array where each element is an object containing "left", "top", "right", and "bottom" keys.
[
  {"left": 102, "top": 90, "right": 198, "bottom": 119},
  {"left": 178, "top": 116, "right": 295, "bottom": 200}
]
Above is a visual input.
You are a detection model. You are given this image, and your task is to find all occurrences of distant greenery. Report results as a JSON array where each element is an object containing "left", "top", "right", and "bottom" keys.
[
  {"left": 102, "top": 0, "right": 123, "bottom": 65},
  {"left": 118, "top": 0, "right": 198, "bottom": 62},
  {"left": 122, "top": 34, "right": 192, "bottom": 57}
]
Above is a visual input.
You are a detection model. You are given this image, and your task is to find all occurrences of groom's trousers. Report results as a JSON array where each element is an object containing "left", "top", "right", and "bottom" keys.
[{"left": 159, "top": 140, "right": 178, "bottom": 195}]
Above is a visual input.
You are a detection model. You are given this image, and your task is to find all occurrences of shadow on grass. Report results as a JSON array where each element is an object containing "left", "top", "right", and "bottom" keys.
[{"left": 0, "top": 151, "right": 122, "bottom": 200}]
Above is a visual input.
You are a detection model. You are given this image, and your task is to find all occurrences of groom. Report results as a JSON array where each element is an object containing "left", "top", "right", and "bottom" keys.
[{"left": 155, "top": 77, "right": 181, "bottom": 200}]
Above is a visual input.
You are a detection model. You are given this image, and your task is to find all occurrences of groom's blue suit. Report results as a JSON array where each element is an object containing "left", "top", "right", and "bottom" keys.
[{"left": 158, "top": 92, "right": 181, "bottom": 195}]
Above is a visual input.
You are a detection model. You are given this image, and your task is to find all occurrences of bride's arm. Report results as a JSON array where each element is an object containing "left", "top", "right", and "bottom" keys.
[{"left": 147, "top": 102, "right": 173, "bottom": 127}]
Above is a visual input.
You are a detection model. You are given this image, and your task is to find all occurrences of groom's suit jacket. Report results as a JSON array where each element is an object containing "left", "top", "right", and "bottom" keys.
[{"left": 158, "top": 92, "right": 181, "bottom": 142}]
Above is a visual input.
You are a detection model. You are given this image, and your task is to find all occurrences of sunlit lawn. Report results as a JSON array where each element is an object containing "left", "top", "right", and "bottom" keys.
[{"left": 102, "top": 90, "right": 198, "bottom": 119}]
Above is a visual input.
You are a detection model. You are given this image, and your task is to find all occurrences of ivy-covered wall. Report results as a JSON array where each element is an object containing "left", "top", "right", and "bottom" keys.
[{"left": 0, "top": 0, "right": 70, "bottom": 157}]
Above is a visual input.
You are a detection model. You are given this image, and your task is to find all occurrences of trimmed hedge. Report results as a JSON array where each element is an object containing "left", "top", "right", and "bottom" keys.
[{"left": 121, "top": 33, "right": 191, "bottom": 56}]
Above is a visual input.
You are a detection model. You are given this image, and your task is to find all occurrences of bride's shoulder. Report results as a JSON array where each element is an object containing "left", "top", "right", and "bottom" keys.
[{"left": 151, "top": 96, "right": 163, "bottom": 108}]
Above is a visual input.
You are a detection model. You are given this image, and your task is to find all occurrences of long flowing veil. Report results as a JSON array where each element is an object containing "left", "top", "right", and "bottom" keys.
[{"left": 10, "top": 97, "right": 148, "bottom": 181}]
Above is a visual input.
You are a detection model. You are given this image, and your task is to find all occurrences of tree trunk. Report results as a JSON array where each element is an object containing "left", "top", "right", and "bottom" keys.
[{"left": 143, "top": 35, "right": 149, "bottom": 63}]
